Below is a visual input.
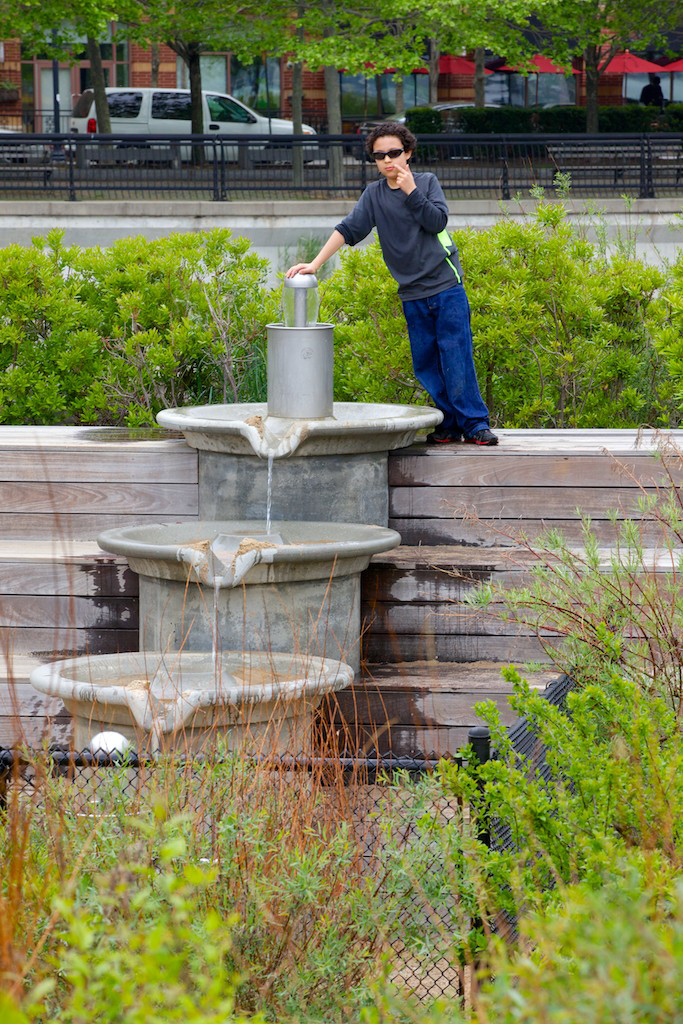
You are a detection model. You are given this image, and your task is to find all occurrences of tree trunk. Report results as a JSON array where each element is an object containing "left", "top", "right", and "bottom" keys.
[
  {"left": 584, "top": 45, "right": 600, "bottom": 133},
  {"left": 394, "top": 75, "right": 404, "bottom": 118},
  {"left": 428, "top": 38, "right": 440, "bottom": 104},
  {"left": 474, "top": 47, "right": 486, "bottom": 108},
  {"left": 187, "top": 44, "right": 204, "bottom": 135},
  {"left": 86, "top": 36, "right": 111, "bottom": 133},
  {"left": 290, "top": 6, "right": 305, "bottom": 187},
  {"left": 291, "top": 59, "right": 304, "bottom": 186},
  {"left": 186, "top": 44, "right": 204, "bottom": 166},
  {"left": 151, "top": 43, "right": 160, "bottom": 87},
  {"left": 324, "top": 64, "right": 342, "bottom": 188}
]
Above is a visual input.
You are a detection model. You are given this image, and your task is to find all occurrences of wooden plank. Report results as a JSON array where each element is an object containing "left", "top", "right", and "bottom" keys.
[
  {"left": 0, "top": 561, "right": 138, "bottom": 597},
  {"left": 361, "top": 660, "right": 557, "bottom": 692},
  {"left": 390, "top": 485, "right": 660, "bottom": 520},
  {"left": 0, "top": 541, "right": 128, "bottom": 561},
  {"left": 0, "top": 481, "right": 198, "bottom": 515},
  {"left": 0, "top": 683, "right": 65, "bottom": 718},
  {"left": 368, "top": 545, "right": 681, "bottom": 571},
  {"left": 363, "top": 632, "right": 549, "bottom": 663},
  {"left": 0, "top": 426, "right": 187, "bottom": 448},
  {"left": 1, "top": 628, "right": 138, "bottom": 656},
  {"left": 389, "top": 517, "right": 670, "bottom": 547},
  {"left": 389, "top": 453, "right": 683, "bottom": 488},
  {"left": 334, "top": 721, "right": 471, "bottom": 757},
  {"left": 0, "top": 450, "right": 197, "bottom": 484},
  {"left": 333, "top": 687, "right": 520, "bottom": 728},
  {"left": 401, "top": 429, "right": 683, "bottom": 455},
  {"left": 0, "top": 596, "right": 138, "bottom": 630},
  {"left": 363, "top": 603, "right": 545, "bottom": 637},
  {"left": 363, "top": 566, "right": 524, "bottom": 604},
  {"left": 0, "top": 513, "right": 197, "bottom": 540},
  {"left": 0, "top": 716, "right": 71, "bottom": 747}
]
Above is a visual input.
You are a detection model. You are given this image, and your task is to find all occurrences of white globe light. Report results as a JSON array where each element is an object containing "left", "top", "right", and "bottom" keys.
[{"left": 89, "top": 731, "right": 132, "bottom": 756}]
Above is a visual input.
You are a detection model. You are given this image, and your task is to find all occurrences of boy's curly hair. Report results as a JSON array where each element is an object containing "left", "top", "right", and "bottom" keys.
[{"left": 365, "top": 122, "right": 417, "bottom": 159}]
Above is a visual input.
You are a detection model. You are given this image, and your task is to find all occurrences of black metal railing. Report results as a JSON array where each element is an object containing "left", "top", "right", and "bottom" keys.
[{"left": 0, "top": 132, "right": 681, "bottom": 200}]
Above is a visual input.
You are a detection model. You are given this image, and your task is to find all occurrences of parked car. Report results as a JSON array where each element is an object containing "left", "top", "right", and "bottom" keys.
[
  {"left": 70, "top": 87, "right": 317, "bottom": 162},
  {"left": 0, "top": 125, "right": 52, "bottom": 166}
]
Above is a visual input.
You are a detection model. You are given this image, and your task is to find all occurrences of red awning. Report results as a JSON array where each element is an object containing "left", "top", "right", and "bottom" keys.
[
  {"left": 438, "top": 55, "right": 492, "bottom": 75},
  {"left": 498, "top": 54, "right": 578, "bottom": 74},
  {"left": 604, "top": 51, "right": 662, "bottom": 74},
  {"left": 662, "top": 58, "right": 683, "bottom": 72}
]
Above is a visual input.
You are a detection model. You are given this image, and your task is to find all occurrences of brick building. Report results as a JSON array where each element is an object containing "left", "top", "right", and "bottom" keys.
[{"left": 0, "top": 28, "right": 637, "bottom": 134}]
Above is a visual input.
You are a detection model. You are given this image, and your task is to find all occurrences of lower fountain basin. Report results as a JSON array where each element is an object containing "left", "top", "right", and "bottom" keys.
[
  {"left": 97, "top": 520, "right": 401, "bottom": 672},
  {"left": 30, "top": 650, "right": 354, "bottom": 754},
  {"left": 157, "top": 402, "right": 442, "bottom": 459}
]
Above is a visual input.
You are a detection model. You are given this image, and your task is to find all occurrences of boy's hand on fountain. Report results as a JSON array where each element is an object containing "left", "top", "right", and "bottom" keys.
[{"left": 285, "top": 262, "right": 317, "bottom": 277}]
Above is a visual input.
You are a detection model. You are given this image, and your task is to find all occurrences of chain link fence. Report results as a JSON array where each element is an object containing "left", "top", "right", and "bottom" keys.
[{"left": 0, "top": 676, "right": 572, "bottom": 1005}]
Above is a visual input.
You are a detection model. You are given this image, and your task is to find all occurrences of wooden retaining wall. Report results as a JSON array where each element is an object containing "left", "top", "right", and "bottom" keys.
[{"left": 1, "top": 426, "right": 681, "bottom": 754}]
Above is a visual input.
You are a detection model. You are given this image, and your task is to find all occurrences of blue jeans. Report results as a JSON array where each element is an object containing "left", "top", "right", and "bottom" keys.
[{"left": 402, "top": 285, "right": 490, "bottom": 437}]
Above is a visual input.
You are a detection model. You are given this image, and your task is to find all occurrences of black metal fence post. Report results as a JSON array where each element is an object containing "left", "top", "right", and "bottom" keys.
[
  {"left": 639, "top": 134, "right": 655, "bottom": 198},
  {"left": 500, "top": 137, "right": 510, "bottom": 200},
  {"left": 67, "top": 140, "right": 76, "bottom": 201},
  {"left": 467, "top": 725, "right": 492, "bottom": 849}
]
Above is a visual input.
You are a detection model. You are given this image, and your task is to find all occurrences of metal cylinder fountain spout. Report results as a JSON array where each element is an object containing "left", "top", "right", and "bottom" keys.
[{"left": 267, "top": 274, "right": 334, "bottom": 419}]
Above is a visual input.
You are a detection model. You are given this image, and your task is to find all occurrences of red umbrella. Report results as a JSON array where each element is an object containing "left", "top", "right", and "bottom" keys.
[
  {"left": 604, "top": 51, "right": 662, "bottom": 74},
  {"left": 662, "top": 58, "right": 683, "bottom": 71},
  {"left": 498, "top": 54, "right": 578, "bottom": 74}
]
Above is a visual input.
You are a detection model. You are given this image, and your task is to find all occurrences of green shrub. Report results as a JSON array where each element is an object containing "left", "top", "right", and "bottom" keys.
[
  {"left": 448, "top": 104, "right": 679, "bottom": 134},
  {"left": 535, "top": 105, "right": 587, "bottom": 133},
  {"left": 0, "top": 229, "right": 274, "bottom": 427},
  {"left": 405, "top": 106, "right": 442, "bottom": 134},
  {"left": 457, "top": 106, "right": 536, "bottom": 134},
  {"left": 321, "top": 243, "right": 427, "bottom": 406},
  {"left": 1, "top": 753, "right": 417, "bottom": 1023},
  {"left": 598, "top": 103, "right": 660, "bottom": 133},
  {"left": 323, "top": 200, "right": 679, "bottom": 427}
]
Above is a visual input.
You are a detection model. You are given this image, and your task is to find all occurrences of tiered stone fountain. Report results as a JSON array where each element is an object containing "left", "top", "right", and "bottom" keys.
[{"left": 30, "top": 275, "right": 441, "bottom": 754}]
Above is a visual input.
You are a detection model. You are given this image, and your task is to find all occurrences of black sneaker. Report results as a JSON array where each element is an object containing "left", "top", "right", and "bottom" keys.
[
  {"left": 464, "top": 428, "right": 499, "bottom": 446},
  {"left": 426, "top": 428, "right": 462, "bottom": 445}
]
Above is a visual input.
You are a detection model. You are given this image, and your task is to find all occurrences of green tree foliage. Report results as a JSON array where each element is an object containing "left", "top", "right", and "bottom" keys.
[{"left": 534, "top": 0, "right": 683, "bottom": 132}]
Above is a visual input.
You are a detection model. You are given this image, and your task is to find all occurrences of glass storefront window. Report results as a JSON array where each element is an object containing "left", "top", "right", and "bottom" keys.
[
  {"left": 229, "top": 56, "right": 280, "bottom": 112},
  {"left": 341, "top": 74, "right": 379, "bottom": 116},
  {"left": 341, "top": 72, "right": 429, "bottom": 116},
  {"left": 485, "top": 71, "right": 576, "bottom": 107},
  {"left": 177, "top": 56, "right": 229, "bottom": 94},
  {"left": 379, "top": 73, "right": 429, "bottom": 112}
]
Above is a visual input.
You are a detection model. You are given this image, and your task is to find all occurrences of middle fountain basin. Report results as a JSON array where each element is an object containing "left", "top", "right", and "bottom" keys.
[{"left": 98, "top": 520, "right": 401, "bottom": 673}]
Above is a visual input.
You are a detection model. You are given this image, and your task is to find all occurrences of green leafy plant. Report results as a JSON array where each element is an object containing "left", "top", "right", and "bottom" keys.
[{"left": 0, "top": 229, "right": 274, "bottom": 428}]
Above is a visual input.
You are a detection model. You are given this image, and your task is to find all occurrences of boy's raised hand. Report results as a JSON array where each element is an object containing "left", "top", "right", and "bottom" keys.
[
  {"left": 395, "top": 165, "right": 416, "bottom": 195},
  {"left": 285, "top": 262, "right": 317, "bottom": 277}
]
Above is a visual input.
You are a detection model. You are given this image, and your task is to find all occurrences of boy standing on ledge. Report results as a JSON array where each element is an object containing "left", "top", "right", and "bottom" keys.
[{"left": 286, "top": 122, "right": 497, "bottom": 446}]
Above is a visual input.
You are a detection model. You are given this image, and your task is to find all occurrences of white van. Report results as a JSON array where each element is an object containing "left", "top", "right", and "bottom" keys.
[{"left": 70, "top": 87, "right": 317, "bottom": 161}]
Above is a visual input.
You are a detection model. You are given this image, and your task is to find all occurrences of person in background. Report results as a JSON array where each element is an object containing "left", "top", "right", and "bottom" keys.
[
  {"left": 640, "top": 74, "right": 664, "bottom": 108},
  {"left": 286, "top": 122, "right": 498, "bottom": 446}
]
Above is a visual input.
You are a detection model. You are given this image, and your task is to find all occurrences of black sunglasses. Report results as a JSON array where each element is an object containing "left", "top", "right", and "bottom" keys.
[{"left": 371, "top": 147, "right": 405, "bottom": 161}]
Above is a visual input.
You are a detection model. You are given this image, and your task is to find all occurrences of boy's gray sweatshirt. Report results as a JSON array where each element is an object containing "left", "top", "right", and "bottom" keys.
[{"left": 335, "top": 171, "right": 463, "bottom": 301}]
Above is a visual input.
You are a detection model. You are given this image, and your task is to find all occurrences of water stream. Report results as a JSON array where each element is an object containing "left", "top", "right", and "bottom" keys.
[{"left": 265, "top": 453, "right": 274, "bottom": 534}]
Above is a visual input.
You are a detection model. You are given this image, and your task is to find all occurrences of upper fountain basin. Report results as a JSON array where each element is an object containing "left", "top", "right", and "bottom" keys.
[
  {"left": 157, "top": 402, "right": 443, "bottom": 459},
  {"left": 97, "top": 520, "right": 401, "bottom": 586}
]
